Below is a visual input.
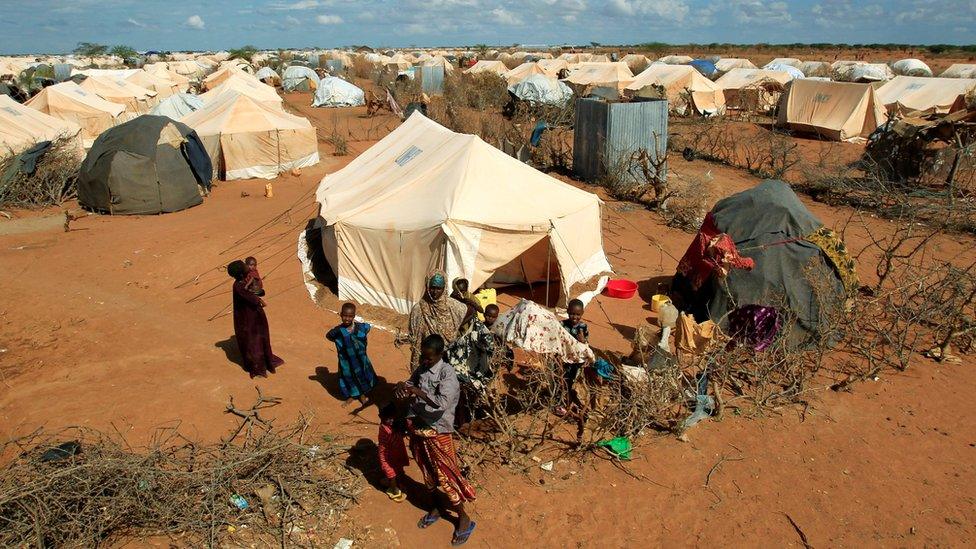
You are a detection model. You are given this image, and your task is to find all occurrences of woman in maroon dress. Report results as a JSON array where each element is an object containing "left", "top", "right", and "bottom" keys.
[{"left": 228, "top": 260, "right": 284, "bottom": 378}]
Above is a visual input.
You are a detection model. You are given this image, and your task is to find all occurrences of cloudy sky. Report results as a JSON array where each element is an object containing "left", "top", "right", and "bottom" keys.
[{"left": 0, "top": 0, "right": 972, "bottom": 54}]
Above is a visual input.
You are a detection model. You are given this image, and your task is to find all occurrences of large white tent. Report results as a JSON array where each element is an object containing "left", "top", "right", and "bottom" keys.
[
  {"left": 876, "top": 76, "right": 976, "bottom": 116},
  {"left": 307, "top": 113, "right": 612, "bottom": 313},
  {"left": 0, "top": 94, "right": 83, "bottom": 155},
  {"left": 777, "top": 80, "right": 887, "bottom": 142},
  {"left": 508, "top": 74, "right": 574, "bottom": 105},
  {"left": 625, "top": 64, "right": 725, "bottom": 115}
]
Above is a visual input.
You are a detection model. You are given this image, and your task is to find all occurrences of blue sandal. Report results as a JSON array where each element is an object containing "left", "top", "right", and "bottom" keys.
[
  {"left": 452, "top": 521, "right": 476, "bottom": 546},
  {"left": 417, "top": 512, "right": 440, "bottom": 529}
]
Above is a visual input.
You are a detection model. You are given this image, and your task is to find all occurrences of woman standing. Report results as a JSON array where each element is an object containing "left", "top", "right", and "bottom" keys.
[
  {"left": 407, "top": 270, "right": 468, "bottom": 371},
  {"left": 228, "top": 260, "right": 284, "bottom": 378}
]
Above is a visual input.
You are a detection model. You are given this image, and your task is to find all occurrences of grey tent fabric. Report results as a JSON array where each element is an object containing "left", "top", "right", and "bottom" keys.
[
  {"left": 673, "top": 180, "right": 845, "bottom": 346},
  {"left": 78, "top": 115, "right": 212, "bottom": 215}
]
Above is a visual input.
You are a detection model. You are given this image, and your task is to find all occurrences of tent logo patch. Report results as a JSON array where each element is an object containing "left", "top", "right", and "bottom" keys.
[
  {"left": 394, "top": 145, "right": 422, "bottom": 166},
  {"left": 813, "top": 93, "right": 831, "bottom": 103}
]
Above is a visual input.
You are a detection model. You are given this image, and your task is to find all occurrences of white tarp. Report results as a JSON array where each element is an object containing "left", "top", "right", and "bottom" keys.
[
  {"left": 508, "top": 74, "right": 573, "bottom": 105},
  {"left": 891, "top": 59, "right": 933, "bottom": 77},
  {"left": 150, "top": 93, "right": 204, "bottom": 120},
  {"left": 255, "top": 66, "right": 280, "bottom": 83},
  {"left": 311, "top": 76, "right": 365, "bottom": 107},
  {"left": 763, "top": 63, "right": 804, "bottom": 80},
  {"left": 282, "top": 65, "right": 320, "bottom": 91}
]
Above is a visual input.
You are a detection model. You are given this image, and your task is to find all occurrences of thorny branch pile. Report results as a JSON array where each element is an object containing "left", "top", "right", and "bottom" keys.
[{"left": 0, "top": 389, "right": 361, "bottom": 548}]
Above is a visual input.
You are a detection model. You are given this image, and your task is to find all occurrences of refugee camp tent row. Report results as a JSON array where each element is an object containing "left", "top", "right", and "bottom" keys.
[
  {"left": 624, "top": 64, "right": 724, "bottom": 115},
  {"left": 306, "top": 113, "right": 612, "bottom": 314},
  {"left": 77, "top": 115, "right": 212, "bottom": 215},
  {"left": 875, "top": 76, "right": 976, "bottom": 116},
  {"left": 0, "top": 94, "right": 84, "bottom": 155},
  {"left": 25, "top": 81, "right": 126, "bottom": 147},
  {"left": 312, "top": 76, "right": 365, "bottom": 107},
  {"left": 125, "top": 70, "right": 182, "bottom": 99},
  {"left": 179, "top": 91, "right": 319, "bottom": 181},
  {"left": 777, "top": 79, "right": 887, "bottom": 142},
  {"left": 714, "top": 68, "right": 793, "bottom": 113}
]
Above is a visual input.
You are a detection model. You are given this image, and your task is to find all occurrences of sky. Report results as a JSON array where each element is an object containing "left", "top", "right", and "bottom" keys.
[{"left": 0, "top": 0, "right": 973, "bottom": 54}]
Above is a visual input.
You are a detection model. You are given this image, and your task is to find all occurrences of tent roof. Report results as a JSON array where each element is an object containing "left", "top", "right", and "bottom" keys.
[
  {"left": 179, "top": 91, "right": 311, "bottom": 135},
  {"left": 504, "top": 62, "right": 547, "bottom": 84},
  {"left": 715, "top": 68, "right": 793, "bottom": 90},
  {"left": 199, "top": 74, "right": 282, "bottom": 104},
  {"left": 626, "top": 64, "right": 720, "bottom": 92},
  {"left": 563, "top": 62, "right": 634, "bottom": 89},
  {"left": 0, "top": 94, "right": 82, "bottom": 153},
  {"left": 25, "top": 81, "right": 125, "bottom": 118},
  {"left": 315, "top": 112, "right": 601, "bottom": 232},
  {"left": 126, "top": 70, "right": 180, "bottom": 96},
  {"left": 465, "top": 60, "right": 508, "bottom": 75},
  {"left": 79, "top": 75, "right": 156, "bottom": 103},
  {"left": 876, "top": 76, "right": 976, "bottom": 114},
  {"left": 940, "top": 64, "right": 976, "bottom": 79},
  {"left": 715, "top": 58, "right": 757, "bottom": 72},
  {"left": 151, "top": 93, "right": 204, "bottom": 119}
]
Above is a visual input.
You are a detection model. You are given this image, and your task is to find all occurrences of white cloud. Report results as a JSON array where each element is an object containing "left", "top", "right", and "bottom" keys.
[
  {"left": 126, "top": 17, "right": 146, "bottom": 28},
  {"left": 605, "top": 0, "right": 689, "bottom": 22},
  {"left": 284, "top": 15, "right": 301, "bottom": 25},
  {"left": 185, "top": 14, "right": 205, "bottom": 29},
  {"left": 271, "top": 0, "right": 322, "bottom": 10},
  {"left": 316, "top": 14, "right": 343, "bottom": 24},
  {"left": 731, "top": 0, "right": 791, "bottom": 24},
  {"left": 491, "top": 7, "right": 524, "bottom": 25}
]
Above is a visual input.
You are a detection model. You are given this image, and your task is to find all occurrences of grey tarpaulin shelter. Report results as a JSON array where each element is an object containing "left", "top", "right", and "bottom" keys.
[
  {"left": 671, "top": 180, "right": 847, "bottom": 346},
  {"left": 78, "top": 115, "right": 212, "bottom": 215}
]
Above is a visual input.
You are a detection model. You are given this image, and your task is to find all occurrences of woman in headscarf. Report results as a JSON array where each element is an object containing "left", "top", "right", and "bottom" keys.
[
  {"left": 228, "top": 260, "right": 284, "bottom": 378},
  {"left": 408, "top": 270, "right": 468, "bottom": 371}
]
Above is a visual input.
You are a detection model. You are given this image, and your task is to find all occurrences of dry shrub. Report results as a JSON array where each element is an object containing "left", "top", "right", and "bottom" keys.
[
  {"left": 670, "top": 117, "right": 800, "bottom": 180},
  {"left": 0, "top": 391, "right": 360, "bottom": 548},
  {"left": 350, "top": 56, "right": 374, "bottom": 80},
  {"left": 0, "top": 137, "right": 82, "bottom": 209},
  {"left": 443, "top": 73, "right": 510, "bottom": 111},
  {"left": 660, "top": 173, "right": 715, "bottom": 232},
  {"left": 327, "top": 131, "right": 349, "bottom": 156}
]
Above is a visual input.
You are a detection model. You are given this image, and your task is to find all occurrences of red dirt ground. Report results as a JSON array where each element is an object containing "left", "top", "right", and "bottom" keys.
[{"left": 1, "top": 91, "right": 975, "bottom": 548}]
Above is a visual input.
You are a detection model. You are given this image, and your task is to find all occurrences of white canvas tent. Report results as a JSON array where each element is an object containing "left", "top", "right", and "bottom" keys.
[
  {"left": 941, "top": 64, "right": 976, "bottom": 79},
  {"left": 79, "top": 75, "right": 158, "bottom": 113},
  {"left": 503, "top": 62, "right": 548, "bottom": 85},
  {"left": 25, "top": 81, "right": 125, "bottom": 147},
  {"left": 625, "top": 64, "right": 725, "bottom": 115},
  {"left": 777, "top": 79, "right": 887, "bottom": 142},
  {"left": 307, "top": 113, "right": 612, "bottom": 314},
  {"left": 876, "top": 76, "right": 976, "bottom": 116},
  {"left": 0, "top": 94, "right": 83, "bottom": 155},
  {"left": 562, "top": 62, "right": 635, "bottom": 99},
  {"left": 715, "top": 58, "right": 758, "bottom": 74},
  {"left": 199, "top": 74, "right": 282, "bottom": 105},
  {"left": 464, "top": 60, "right": 508, "bottom": 76},
  {"left": 715, "top": 68, "right": 792, "bottom": 112},
  {"left": 179, "top": 91, "right": 319, "bottom": 180},
  {"left": 764, "top": 58, "right": 801, "bottom": 69},
  {"left": 255, "top": 66, "right": 281, "bottom": 86},
  {"left": 311, "top": 76, "right": 365, "bottom": 107}
]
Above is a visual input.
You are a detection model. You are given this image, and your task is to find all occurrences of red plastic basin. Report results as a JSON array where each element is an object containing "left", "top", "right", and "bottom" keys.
[{"left": 604, "top": 279, "right": 638, "bottom": 299}]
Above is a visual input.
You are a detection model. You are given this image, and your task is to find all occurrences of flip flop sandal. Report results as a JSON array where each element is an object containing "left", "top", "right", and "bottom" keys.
[
  {"left": 451, "top": 521, "right": 477, "bottom": 546},
  {"left": 386, "top": 489, "right": 406, "bottom": 503},
  {"left": 417, "top": 512, "right": 440, "bottom": 529}
]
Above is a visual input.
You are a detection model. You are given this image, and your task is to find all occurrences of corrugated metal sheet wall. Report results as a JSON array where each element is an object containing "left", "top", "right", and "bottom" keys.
[
  {"left": 421, "top": 65, "right": 445, "bottom": 95},
  {"left": 573, "top": 98, "right": 669, "bottom": 182}
]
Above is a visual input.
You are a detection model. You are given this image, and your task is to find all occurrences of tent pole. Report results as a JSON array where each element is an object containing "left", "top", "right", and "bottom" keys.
[{"left": 545, "top": 233, "right": 551, "bottom": 309}]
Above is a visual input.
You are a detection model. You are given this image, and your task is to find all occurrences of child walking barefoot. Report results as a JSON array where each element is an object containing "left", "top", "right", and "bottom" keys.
[{"left": 326, "top": 303, "right": 378, "bottom": 407}]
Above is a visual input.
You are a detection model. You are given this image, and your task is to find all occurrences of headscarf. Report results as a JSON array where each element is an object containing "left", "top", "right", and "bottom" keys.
[{"left": 408, "top": 269, "right": 467, "bottom": 370}]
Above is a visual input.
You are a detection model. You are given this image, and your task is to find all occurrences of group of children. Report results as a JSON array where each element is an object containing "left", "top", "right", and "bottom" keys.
[{"left": 321, "top": 279, "right": 590, "bottom": 519}]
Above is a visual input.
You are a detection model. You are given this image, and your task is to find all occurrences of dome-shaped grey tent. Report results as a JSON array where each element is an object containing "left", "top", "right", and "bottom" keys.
[
  {"left": 78, "top": 115, "right": 212, "bottom": 215},
  {"left": 671, "top": 180, "right": 856, "bottom": 346}
]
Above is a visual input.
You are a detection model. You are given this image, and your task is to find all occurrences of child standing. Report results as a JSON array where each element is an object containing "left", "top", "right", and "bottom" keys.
[
  {"left": 556, "top": 299, "right": 589, "bottom": 417},
  {"left": 243, "top": 256, "right": 265, "bottom": 296},
  {"left": 377, "top": 402, "right": 409, "bottom": 502},
  {"left": 326, "top": 303, "right": 378, "bottom": 407}
]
